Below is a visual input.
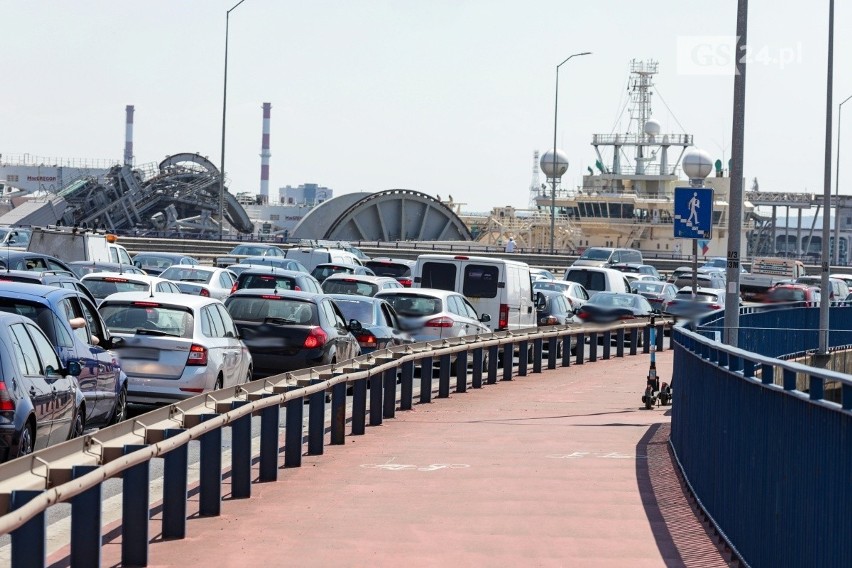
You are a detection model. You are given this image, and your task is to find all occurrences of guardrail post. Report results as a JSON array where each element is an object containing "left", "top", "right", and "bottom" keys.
[
  {"left": 547, "top": 337, "right": 557, "bottom": 369},
  {"left": 331, "top": 382, "right": 347, "bottom": 444},
  {"left": 419, "top": 356, "right": 433, "bottom": 403},
  {"left": 642, "top": 325, "right": 651, "bottom": 353},
  {"left": 562, "top": 335, "right": 572, "bottom": 367},
  {"left": 588, "top": 333, "right": 597, "bottom": 362},
  {"left": 502, "top": 342, "right": 513, "bottom": 381},
  {"left": 472, "top": 347, "right": 484, "bottom": 388},
  {"left": 383, "top": 368, "right": 397, "bottom": 418},
  {"left": 11, "top": 490, "right": 45, "bottom": 568},
  {"left": 743, "top": 358, "right": 755, "bottom": 379},
  {"left": 575, "top": 333, "right": 585, "bottom": 364},
  {"left": 809, "top": 374, "right": 824, "bottom": 401},
  {"left": 843, "top": 384, "right": 852, "bottom": 411},
  {"left": 518, "top": 340, "right": 529, "bottom": 376},
  {"left": 199, "top": 415, "right": 222, "bottom": 516},
  {"left": 259, "top": 394, "right": 280, "bottom": 481},
  {"left": 616, "top": 329, "right": 625, "bottom": 357},
  {"left": 71, "top": 465, "right": 101, "bottom": 567},
  {"left": 783, "top": 368, "right": 797, "bottom": 391},
  {"left": 122, "top": 444, "right": 150, "bottom": 566},
  {"left": 230, "top": 400, "right": 252, "bottom": 499},
  {"left": 656, "top": 322, "right": 665, "bottom": 352},
  {"left": 286, "top": 387, "right": 304, "bottom": 466},
  {"left": 162, "top": 428, "right": 188, "bottom": 539},
  {"left": 602, "top": 332, "right": 611, "bottom": 360},
  {"left": 629, "top": 329, "right": 638, "bottom": 356},
  {"left": 438, "top": 354, "right": 451, "bottom": 397},
  {"left": 400, "top": 360, "right": 415, "bottom": 409},
  {"left": 369, "top": 372, "right": 383, "bottom": 426},
  {"left": 761, "top": 363, "right": 775, "bottom": 385},
  {"left": 487, "top": 346, "right": 499, "bottom": 384},
  {"left": 352, "top": 376, "right": 368, "bottom": 434},
  {"left": 456, "top": 350, "right": 468, "bottom": 392},
  {"left": 308, "top": 380, "right": 325, "bottom": 455}
]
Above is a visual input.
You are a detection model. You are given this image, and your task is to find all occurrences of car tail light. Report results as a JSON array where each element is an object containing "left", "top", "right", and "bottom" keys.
[
  {"left": 261, "top": 294, "right": 282, "bottom": 300},
  {"left": 398, "top": 277, "right": 413, "bottom": 287},
  {"left": 356, "top": 332, "right": 377, "bottom": 348},
  {"left": 230, "top": 282, "right": 238, "bottom": 294},
  {"left": 0, "top": 382, "right": 14, "bottom": 411},
  {"left": 105, "top": 277, "right": 129, "bottom": 283},
  {"left": 425, "top": 316, "right": 454, "bottom": 328},
  {"left": 186, "top": 344, "right": 208, "bottom": 366},
  {"left": 709, "top": 304, "right": 722, "bottom": 310},
  {"left": 304, "top": 327, "right": 328, "bottom": 349},
  {"left": 294, "top": 285, "right": 302, "bottom": 291},
  {"left": 179, "top": 387, "right": 204, "bottom": 393},
  {"left": 498, "top": 304, "right": 509, "bottom": 329},
  {"left": 577, "top": 312, "right": 590, "bottom": 320},
  {"left": 454, "top": 256, "right": 469, "bottom": 260},
  {"left": 199, "top": 288, "right": 210, "bottom": 297},
  {"left": 133, "top": 301, "right": 160, "bottom": 307}
]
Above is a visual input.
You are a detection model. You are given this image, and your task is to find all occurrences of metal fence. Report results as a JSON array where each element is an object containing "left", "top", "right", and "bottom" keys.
[
  {"left": 670, "top": 308, "right": 852, "bottom": 568},
  {"left": 0, "top": 319, "right": 666, "bottom": 568}
]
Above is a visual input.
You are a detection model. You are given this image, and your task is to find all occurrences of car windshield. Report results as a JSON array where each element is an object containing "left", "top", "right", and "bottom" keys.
[
  {"left": 100, "top": 303, "right": 194, "bottom": 338},
  {"left": 322, "top": 279, "right": 378, "bottom": 296},
  {"left": 231, "top": 245, "right": 277, "bottom": 256},
  {"left": 160, "top": 267, "right": 214, "bottom": 284},
  {"left": 365, "top": 262, "right": 410, "bottom": 278},
  {"left": 674, "top": 291, "right": 721, "bottom": 303},
  {"left": 704, "top": 258, "right": 726, "bottom": 268},
  {"left": 579, "top": 249, "right": 612, "bottom": 260},
  {"left": 533, "top": 281, "right": 569, "bottom": 293},
  {"left": 768, "top": 288, "right": 806, "bottom": 301},
  {"left": 631, "top": 282, "right": 664, "bottom": 294},
  {"left": 379, "top": 294, "right": 442, "bottom": 317},
  {"left": 589, "top": 294, "right": 637, "bottom": 308},
  {"left": 313, "top": 266, "right": 354, "bottom": 280},
  {"left": 332, "top": 298, "right": 377, "bottom": 325},
  {"left": 239, "top": 274, "right": 297, "bottom": 290},
  {"left": 134, "top": 256, "right": 177, "bottom": 271},
  {"left": 84, "top": 277, "right": 149, "bottom": 299},
  {"left": 227, "top": 297, "right": 319, "bottom": 324}
]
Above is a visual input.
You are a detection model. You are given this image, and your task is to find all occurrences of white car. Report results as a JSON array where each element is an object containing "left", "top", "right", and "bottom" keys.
[
  {"left": 159, "top": 266, "right": 237, "bottom": 301},
  {"left": 99, "top": 292, "right": 252, "bottom": 405},
  {"left": 81, "top": 272, "right": 183, "bottom": 305},
  {"left": 375, "top": 288, "right": 491, "bottom": 341},
  {"left": 532, "top": 279, "right": 590, "bottom": 310}
]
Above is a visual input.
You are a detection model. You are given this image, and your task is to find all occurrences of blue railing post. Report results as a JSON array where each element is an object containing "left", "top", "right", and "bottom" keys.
[
  {"left": 199, "top": 415, "right": 222, "bottom": 516},
  {"left": 162, "top": 428, "right": 188, "bottom": 538},
  {"left": 761, "top": 363, "right": 775, "bottom": 385},
  {"left": 383, "top": 368, "right": 397, "bottom": 418},
  {"left": 809, "top": 373, "right": 824, "bottom": 401},
  {"left": 487, "top": 346, "right": 499, "bottom": 384},
  {"left": 331, "top": 382, "right": 347, "bottom": 444},
  {"left": 472, "top": 347, "right": 484, "bottom": 388},
  {"left": 456, "top": 350, "right": 468, "bottom": 392},
  {"left": 502, "top": 342, "right": 513, "bottom": 381},
  {"left": 308, "top": 380, "right": 326, "bottom": 455},
  {"left": 122, "top": 444, "right": 150, "bottom": 566},
  {"left": 438, "top": 354, "right": 451, "bottom": 397},
  {"left": 400, "top": 360, "right": 415, "bottom": 408},
  {"left": 352, "top": 375, "right": 368, "bottom": 433},
  {"left": 843, "top": 384, "right": 852, "bottom": 411},
  {"left": 285, "top": 387, "right": 304, "bottom": 466},
  {"left": 743, "top": 358, "right": 755, "bottom": 379},
  {"left": 231, "top": 400, "right": 252, "bottom": 498},
  {"left": 656, "top": 322, "right": 665, "bottom": 352},
  {"left": 783, "top": 368, "right": 797, "bottom": 391},
  {"left": 518, "top": 340, "right": 529, "bottom": 376},
  {"left": 71, "top": 465, "right": 101, "bottom": 567},
  {"left": 259, "top": 394, "right": 281, "bottom": 481},
  {"left": 11, "top": 490, "right": 45, "bottom": 568},
  {"left": 420, "top": 356, "right": 433, "bottom": 403},
  {"left": 369, "top": 373, "right": 383, "bottom": 426}
]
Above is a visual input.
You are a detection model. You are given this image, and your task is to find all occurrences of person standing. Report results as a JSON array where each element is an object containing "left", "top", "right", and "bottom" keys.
[{"left": 505, "top": 237, "right": 516, "bottom": 253}]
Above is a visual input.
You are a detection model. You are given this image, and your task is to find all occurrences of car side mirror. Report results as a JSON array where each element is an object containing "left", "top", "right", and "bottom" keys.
[
  {"left": 479, "top": 313, "right": 491, "bottom": 323},
  {"left": 65, "top": 360, "right": 82, "bottom": 377},
  {"left": 348, "top": 319, "right": 363, "bottom": 333},
  {"left": 105, "top": 336, "right": 125, "bottom": 350}
]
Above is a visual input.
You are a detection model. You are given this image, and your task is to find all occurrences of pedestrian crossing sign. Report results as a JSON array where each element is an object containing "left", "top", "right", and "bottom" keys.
[{"left": 673, "top": 187, "right": 713, "bottom": 239}]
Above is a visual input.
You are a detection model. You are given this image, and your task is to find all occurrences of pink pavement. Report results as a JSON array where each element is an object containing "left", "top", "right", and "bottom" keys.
[{"left": 59, "top": 350, "right": 733, "bottom": 567}]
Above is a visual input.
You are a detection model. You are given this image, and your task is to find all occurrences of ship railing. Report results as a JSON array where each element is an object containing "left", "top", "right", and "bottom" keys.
[
  {"left": 591, "top": 133, "right": 693, "bottom": 146},
  {"left": 0, "top": 154, "right": 121, "bottom": 170}
]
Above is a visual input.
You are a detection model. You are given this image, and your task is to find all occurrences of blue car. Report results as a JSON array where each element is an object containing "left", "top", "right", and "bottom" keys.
[
  {"left": 0, "top": 282, "right": 128, "bottom": 429},
  {"left": 0, "top": 251, "right": 75, "bottom": 274}
]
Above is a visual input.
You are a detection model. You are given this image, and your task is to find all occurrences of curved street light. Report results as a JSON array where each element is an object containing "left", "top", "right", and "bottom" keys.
[
  {"left": 833, "top": 93, "right": 852, "bottom": 265},
  {"left": 550, "top": 51, "right": 591, "bottom": 254}
]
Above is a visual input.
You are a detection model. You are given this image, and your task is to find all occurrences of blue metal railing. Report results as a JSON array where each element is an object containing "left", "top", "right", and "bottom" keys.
[{"left": 670, "top": 307, "right": 852, "bottom": 568}]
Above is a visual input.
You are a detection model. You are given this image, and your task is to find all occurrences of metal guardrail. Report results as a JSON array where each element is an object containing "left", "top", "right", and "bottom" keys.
[
  {"left": 670, "top": 313, "right": 852, "bottom": 568},
  {"left": 0, "top": 319, "right": 668, "bottom": 567}
]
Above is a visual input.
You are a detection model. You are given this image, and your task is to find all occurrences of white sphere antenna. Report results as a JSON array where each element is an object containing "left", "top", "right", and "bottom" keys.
[
  {"left": 682, "top": 147, "right": 713, "bottom": 180},
  {"left": 540, "top": 149, "right": 570, "bottom": 179},
  {"left": 644, "top": 119, "right": 661, "bottom": 137}
]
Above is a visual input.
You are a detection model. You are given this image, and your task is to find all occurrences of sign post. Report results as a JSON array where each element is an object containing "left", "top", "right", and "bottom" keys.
[{"left": 674, "top": 186, "right": 714, "bottom": 297}]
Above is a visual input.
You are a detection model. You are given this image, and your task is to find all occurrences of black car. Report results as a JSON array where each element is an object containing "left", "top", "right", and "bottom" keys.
[
  {"left": 327, "top": 294, "right": 414, "bottom": 353},
  {"left": 311, "top": 263, "right": 375, "bottom": 283},
  {"left": 69, "top": 261, "right": 146, "bottom": 279},
  {"left": 224, "top": 289, "right": 361, "bottom": 378},
  {"left": 364, "top": 258, "right": 416, "bottom": 287},
  {"left": 574, "top": 292, "right": 654, "bottom": 324},
  {"left": 630, "top": 280, "right": 678, "bottom": 313},
  {"left": 132, "top": 252, "right": 199, "bottom": 276},
  {"left": 0, "top": 312, "right": 85, "bottom": 462},
  {"left": 534, "top": 290, "right": 576, "bottom": 326},
  {"left": 233, "top": 267, "right": 323, "bottom": 294},
  {"left": 0, "top": 251, "right": 75, "bottom": 274},
  {"left": 0, "top": 269, "right": 98, "bottom": 305}
]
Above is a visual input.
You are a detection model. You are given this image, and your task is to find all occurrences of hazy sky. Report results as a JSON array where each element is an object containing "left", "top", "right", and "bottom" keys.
[{"left": 2, "top": 1, "right": 849, "bottom": 212}]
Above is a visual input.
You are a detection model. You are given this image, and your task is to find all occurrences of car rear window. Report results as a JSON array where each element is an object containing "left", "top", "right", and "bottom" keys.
[
  {"left": 379, "top": 294, "right": 442, "bottom": 317},
  {"left": 331, "top": 298, "right": 377, "bottom": 325},
  {"left": 463, "top": 264, "right": 499, "bottom": 298},
  {"left": 366, "top": 262, "right": 411, "bottom": 278},
  {"left": 565, "top": 270, "right": 605, "bottom": 292},
  {"left": 321, "top": 279, "right": 378, "bottom": 296},
  {"left": 239, "top": 274, "right": 297, "bottom": 290},
  {"left": 100, "top": 303, "right": 194, "bottom": 338},
  {"left": 84, "top": 277, "right": 149, "bottom": 299},
  {"left": 226, "top": 297, "right": 319, "bottom": 324},
  {"left": 767, "top": 288, "right": 806, "bottom": 302},
  {"left": 160, "top": 267, "right": 214, "bottom": 284},
  {"left": 312, "top": 266, "right": 353, "bottom": 281},
  {"left": 419, "top": 262, "right": 456, "bottom": 291}
]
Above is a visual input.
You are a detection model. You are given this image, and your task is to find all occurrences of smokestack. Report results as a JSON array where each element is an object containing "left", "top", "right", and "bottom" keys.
[
  {"left": 259, "top": 102, "right": 271, "bottom": 203},
  {"left": 124, "top": 105, "right": 134, "bottom": 166}
]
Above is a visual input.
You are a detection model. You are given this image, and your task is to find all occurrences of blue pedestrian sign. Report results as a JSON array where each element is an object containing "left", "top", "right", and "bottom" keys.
[{"left": 673, "top": 187, "right": 713, "bottom": 239}]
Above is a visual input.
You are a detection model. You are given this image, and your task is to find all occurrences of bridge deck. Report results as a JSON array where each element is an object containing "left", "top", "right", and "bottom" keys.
[{"left": 51, "top": 350, "right": 732, "bottom": 567}]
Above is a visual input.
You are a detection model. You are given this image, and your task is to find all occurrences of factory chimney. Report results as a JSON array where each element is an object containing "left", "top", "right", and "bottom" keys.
[
  {"left": 259, "top": 102, "right": 271, "bottom": 204},
  {"left": 124, "top": 105, "right": 135, "bottom": 166}
]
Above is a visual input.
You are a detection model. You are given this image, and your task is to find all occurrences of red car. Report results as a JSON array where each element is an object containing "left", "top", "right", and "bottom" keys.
[{"left": 764, "top": 284, "right": 820, "bottom": 307}]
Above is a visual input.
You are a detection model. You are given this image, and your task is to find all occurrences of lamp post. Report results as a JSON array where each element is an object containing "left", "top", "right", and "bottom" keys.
[
  {"left": 219, "top": 0, "right": 248, "bottom": 241},
  {"left": 832, "top": 93, "right": 852, "bottom": 266},
  {"left": 548, "top": 51, "right": 590, "bottom": 254}
]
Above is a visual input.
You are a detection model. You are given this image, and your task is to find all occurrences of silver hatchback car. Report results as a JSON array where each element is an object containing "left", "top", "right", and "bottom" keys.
[
  {"left": 99, "top": 292, "right": 252, "bottom": 404},
  {"left": 375, "top": 288, "right": 491, "bottom": 342}
]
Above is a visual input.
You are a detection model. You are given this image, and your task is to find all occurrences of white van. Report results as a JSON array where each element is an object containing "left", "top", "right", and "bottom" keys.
[
  {"left": 563, "top": 266, "right": 631, "bottom": 295},
  {"left": 412, "top": 254, "right": 535, "bottom": 332},
  {"left": 284, "top": 247, "right": 363, "bottom": 272},
  {"left": 572, "top": 247, "right": 643, "bottom": 268}
]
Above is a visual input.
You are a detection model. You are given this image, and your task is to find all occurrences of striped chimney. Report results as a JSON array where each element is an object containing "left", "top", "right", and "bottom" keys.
[
  {"left": 124, "top": 105, "right": 135, "bottom": 166},
  {"left": 259, "top": 102, "right": 271, "bottom": 201}
]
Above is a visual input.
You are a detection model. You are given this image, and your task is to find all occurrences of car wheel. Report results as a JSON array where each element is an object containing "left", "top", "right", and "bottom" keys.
[
  {"left": 214, "top": 375, "right": 223, "bottom": 391},
  {"left": 17, "top": 423, "right": 34, "bottom": 458},
  {"left": 245, "top": 368, "right": 253, "bottom": 383},
  {"left": 69, "top": 406, "right": 85, "bottom": 440},
  {"left": 110, "top": 384, "right": 128, "bottom": 425}
]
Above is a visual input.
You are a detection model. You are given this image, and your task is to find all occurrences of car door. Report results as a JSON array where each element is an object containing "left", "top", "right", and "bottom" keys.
[
  {"left": 380, "top": 303, "right": 410, "bottom": 347},
  {"left": 79, "top": 295, "right": 119, "bottom": 424},
  {"left": 56, "top": 296, "right": 102, "bottom": 421},
  {"left": 215, "top": 303, "right": 244, "bottom": 385},
  {"left": 202, "top": 305, "right": 233, "bottom": 385},
  {"left": 9, "top": 323, "right": 54, "bottom": 449},
  {"left": 26, "top": 322, "right": 77, "bottom": 444}
]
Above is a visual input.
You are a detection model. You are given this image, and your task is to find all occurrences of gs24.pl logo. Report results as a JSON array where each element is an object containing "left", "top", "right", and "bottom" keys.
[{"left": 677, "top": 35, "right": 803, "bottom": 75}]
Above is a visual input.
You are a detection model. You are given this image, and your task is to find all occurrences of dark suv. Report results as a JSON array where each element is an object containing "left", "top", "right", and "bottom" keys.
[
  {"left": 364, "top": 258, "right": 416, "bottom": 287},
  {"left": 233, "top": 267, "right": 323, "bottom": 294}
]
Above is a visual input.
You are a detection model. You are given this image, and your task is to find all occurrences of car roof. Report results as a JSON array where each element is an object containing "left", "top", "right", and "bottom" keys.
[
  {"left": 82, "top": 272, "right": 167, "bottom": 284},
  {"left": 376, "top": 288, "right": 458, "bottom": 298},
  {"left": 323, "top": 274, "right": 397, "bottom": 284},
  {"left": 99, "top": 291, "right": 218, "bottom": 308},
  {"left": 132, "top": 252, "right": 194, "bottom": 259},
  {"left": 228, "top": 289, "right": 324, "bottom": 302},
  {"left": 230, "top": 243, "right": 280, "bottom": 250},
  {"left": 237, "top": 267, "right": 306, "bottom": 277},
  {"left": 676, "top": 286, "right": 725, "bottom": 294},
  {"left": 313, "top": 262, "right": 364, "bottom": 269},
  {"left": 327, "top": 293, "right": 384, "bottom": 305},
  {"left": 367, "top": 258, "right": 416, "bottom": 266},
  {"left": 0, "top": 280, "right": 82, "bottom": 301}
]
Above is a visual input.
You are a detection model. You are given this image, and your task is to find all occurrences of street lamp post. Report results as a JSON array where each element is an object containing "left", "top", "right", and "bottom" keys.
[
  {"left": 549, "top": 51, "right": 590, "bottom": 254},
  {"left": 833, "top": 94, "right": 852, "bottom": 266},
  {"left": 219, "top": 0, "right": 248, "bottom": 241}
]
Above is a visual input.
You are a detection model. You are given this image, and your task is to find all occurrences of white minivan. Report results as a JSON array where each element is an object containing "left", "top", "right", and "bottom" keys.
[
  {"left": 563, "top": 266, "right": 631, "bottom": 295},
  {"left": 412, "top": 254, "right": 536, "bottom": 331},
  {"left": 284, "top": 247, "right": 363, "bottom": 272}
]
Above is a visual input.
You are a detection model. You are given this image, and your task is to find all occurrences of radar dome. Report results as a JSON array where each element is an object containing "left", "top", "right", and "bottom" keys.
[
  {"left": 540, "top": 149, "right": 569, "bottom": 178},
  {"left": 643, "top": 119, "right": 661, "bottom": 137},
  {"left": 682, "top": 148, "right": 713, "bottom": 180}
]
